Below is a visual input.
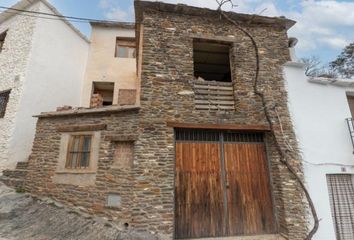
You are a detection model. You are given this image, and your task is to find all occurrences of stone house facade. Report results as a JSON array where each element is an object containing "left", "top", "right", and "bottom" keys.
[
  {"left": 0, "top": 0, "right": 89, "bottom": 171},
  {"left": 13, "top": 1, "right": 310, "bottom": 240}
]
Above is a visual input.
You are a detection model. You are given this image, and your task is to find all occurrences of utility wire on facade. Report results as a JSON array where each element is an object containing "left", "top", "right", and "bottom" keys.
[
  {"left": 0, "top": 10, "right": 88, "bottom": 23},
  {"left": 0, "top": 6, "right": 127, "bottom": 24}
]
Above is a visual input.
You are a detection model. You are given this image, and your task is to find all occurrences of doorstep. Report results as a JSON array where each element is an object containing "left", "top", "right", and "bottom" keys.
[{"left": 178, "top": 234, "right": 285, "bottom": 240}]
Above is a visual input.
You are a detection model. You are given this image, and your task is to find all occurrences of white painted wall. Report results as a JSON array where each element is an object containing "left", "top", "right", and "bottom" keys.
[
  {"left": 81, "top": 24, "right": 136, "bottom": 107},
  {"left": 2, "top": 1, "right": 89, "bottom": 170},
  {"left": 284, "top": 62, "right": 354, "bottom": 240},
  {"left": 0, "top": 2, "right": 39, "bottom": 172}
]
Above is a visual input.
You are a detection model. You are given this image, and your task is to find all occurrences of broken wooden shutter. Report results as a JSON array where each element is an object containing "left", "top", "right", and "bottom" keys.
[{"left": 193, "top": 80, "right": 235, "bottom": 111}]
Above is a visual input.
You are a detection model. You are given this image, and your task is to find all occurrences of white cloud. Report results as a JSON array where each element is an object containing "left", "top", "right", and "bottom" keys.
[
  {"left": 98, "top": 0, "right": 132, "bottom": 21},
  {"left": 97, "top": 0, "right": 353, "bottom": 56},
  {"left": 320, "top": 37, "right": 349, "bottom": 49},
  {"left": 105, "top": 7, "right": 128, "bottom": 21},
  {"left": 287, "top": 0, "right": 354, "bottom": 52}
]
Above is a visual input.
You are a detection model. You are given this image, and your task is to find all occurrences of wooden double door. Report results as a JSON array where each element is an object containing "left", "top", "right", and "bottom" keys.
[{"left": 174, "top": 129, "right": 276, "bottom": 239}]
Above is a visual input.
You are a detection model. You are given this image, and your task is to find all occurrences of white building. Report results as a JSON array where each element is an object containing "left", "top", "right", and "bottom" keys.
[
  {"left": 0, "top": 0, "right": 89, "bottom": 171},
  {"left": 285, "top": 48, "right": 354, "bottom": 240}
]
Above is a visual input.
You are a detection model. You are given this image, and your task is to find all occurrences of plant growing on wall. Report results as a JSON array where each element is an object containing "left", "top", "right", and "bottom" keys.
[{"left": 215, "top": 0, "right": 319, "bottom": 239}]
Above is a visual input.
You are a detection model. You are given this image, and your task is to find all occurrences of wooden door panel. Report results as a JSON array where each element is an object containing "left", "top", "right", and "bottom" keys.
[
  {"left": 175, "top": 142, "right": 224, "bottom": 239},
  {"left": 224, "top": 143, "right": 276, "bottom": 235}
]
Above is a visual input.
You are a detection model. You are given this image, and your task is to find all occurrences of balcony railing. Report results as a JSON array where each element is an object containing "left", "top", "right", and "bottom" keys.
[{"left": 346, "top": 118, "right": 354, "bottom": 153}]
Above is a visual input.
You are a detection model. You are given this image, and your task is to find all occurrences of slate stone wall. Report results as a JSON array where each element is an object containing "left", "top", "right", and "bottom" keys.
[
  {"left": 24, "top": 110, "right": 139, "bottom": 229},
  {"left": 22, "top": 7, "right": 307, "bottom": 240},
  {"left": 132, "top": 9, "right": 307, "bottom": 239}
]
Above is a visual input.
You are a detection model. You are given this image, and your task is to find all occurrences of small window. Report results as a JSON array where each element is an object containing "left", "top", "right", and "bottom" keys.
[
  {"left": 91, "top": 82, "right": 114, "bottom": 107},
  {"left": 115, "top": 38, "right": 136, "bottom": 58},
  {"left": 0, "top": 31, "right": 7, "bottom": 53},
  {"left": 193, "top": 39, "right": 231, "bottom": 82},
  {"left": 0, "top": 90, "right": 11, "bottom": 118},
  {"left": 65, "top": 135, "right": 92, "bottom": 169}
]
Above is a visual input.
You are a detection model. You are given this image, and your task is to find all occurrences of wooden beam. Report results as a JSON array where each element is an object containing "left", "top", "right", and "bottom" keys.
[
  {"left": 104, "top": 134, "right": 138, "bottom": 142},
  {"left": 166, "top": 122, "right": 271, "bottom": 132},
  {"left": 57, "top": 124, "right": 107, "bottom": 132}
]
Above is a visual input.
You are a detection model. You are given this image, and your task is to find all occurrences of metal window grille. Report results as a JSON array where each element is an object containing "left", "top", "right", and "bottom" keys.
[
  {"left": 327, "top": 174, "right": 354, "bottom": 240},
  {"left": 0, "top": 90, "right": 11, "bottom": 118},
  {"left": 65, "top": 135, "right": 92, "bottom": 169},
  {"left": 175, "top": 129, "right": 264, "bottom": 143}
]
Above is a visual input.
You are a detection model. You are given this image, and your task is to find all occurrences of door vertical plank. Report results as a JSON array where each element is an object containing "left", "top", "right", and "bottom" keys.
[
  {"left": 175, "top": 142, "right": 223, "bottom": 239},
  {"left": 224, "top": 143, "right": 276, "bottom": 235}
]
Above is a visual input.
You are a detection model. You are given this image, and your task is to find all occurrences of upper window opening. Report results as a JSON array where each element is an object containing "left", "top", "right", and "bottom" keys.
[
  {"left": 91, "top": 82, "right": 114, "bottom": 107},
  {"left": 0, "top": 31, "right": 7, "bottom": 53},
  {"left": 65, "top": 135, "right": 92, "bottom": 169},
  {"left": 0, "top": 90, "right": 11, "bottom": 118},
  {"left": 115, "top": 38, "right": 136, "bottom": 58},
  {"left": 193, "top": 39, "right": 232, "bottom": 82}
]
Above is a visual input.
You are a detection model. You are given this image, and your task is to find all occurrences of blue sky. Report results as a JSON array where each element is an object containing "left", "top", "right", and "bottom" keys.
[{"left": 1, "top": 0, "right": 354, "bottom": 65}]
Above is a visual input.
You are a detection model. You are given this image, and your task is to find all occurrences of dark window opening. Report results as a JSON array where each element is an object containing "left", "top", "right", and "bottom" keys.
[
  {"left": 0, "top": 90, "right": 11, "bottom": 118},
  {"left": 0, "top": 31, "right": 7, "bottom": 53},
  {"left": 193, "top": 39, "right": 232, "bottom": 82},
  {"left": 91, "top": 82, "right": 114, "bottom": 107},
  {"left": 115, "top": 37, "right": 136, "bottom": 58}
]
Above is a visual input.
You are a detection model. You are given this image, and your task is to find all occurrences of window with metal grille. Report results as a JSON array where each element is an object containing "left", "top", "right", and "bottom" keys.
[
  {"left": 65, "top": 135, "right": 92, "bottom": 169},
  {"left": 0, "top": 31, "right": 7, "bottom": 53},
  {"left": 115, "top": 38, "right": 136, "bottom": 58},
  {"left": 327, "top": 174, "right": 354, "bottom": 240},
  {"left": 0, "top": 90, "right": 10, "bottom": 118}
]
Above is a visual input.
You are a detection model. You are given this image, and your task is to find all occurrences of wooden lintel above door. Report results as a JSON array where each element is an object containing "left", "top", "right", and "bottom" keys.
[{"left": 167, "top": 121, "right": 271, "bottom": 132}]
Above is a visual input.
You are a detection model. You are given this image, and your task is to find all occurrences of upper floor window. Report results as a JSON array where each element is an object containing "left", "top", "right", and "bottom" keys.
[
  {"left": 65, "top": 135, "right": 92, "bottom": 169},
  {"left": 0, "top": 31, "right": 7, "bottom": 53},
  {"left": 0, "top": 90, "right": 11, "bottom": 118},
  {"left": 91, "top": 82, "right": 114, "bottom": 107},
  {"left": 193, "top": 39, "right": 232, "bottom": 82},
  {"left": 115, "top": 37, "right": 136, "bottom": 58}
]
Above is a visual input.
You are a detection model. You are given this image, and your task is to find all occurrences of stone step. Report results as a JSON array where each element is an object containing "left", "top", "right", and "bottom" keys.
[
  {"left": 3, "top": 169, "right": 28, "bottom": 178},
  {"left": 0, "top": 176, "right": 24, "bottom": 189},
  {"left": 16, "top": 162, "right": 29, "bottom": 170}
]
